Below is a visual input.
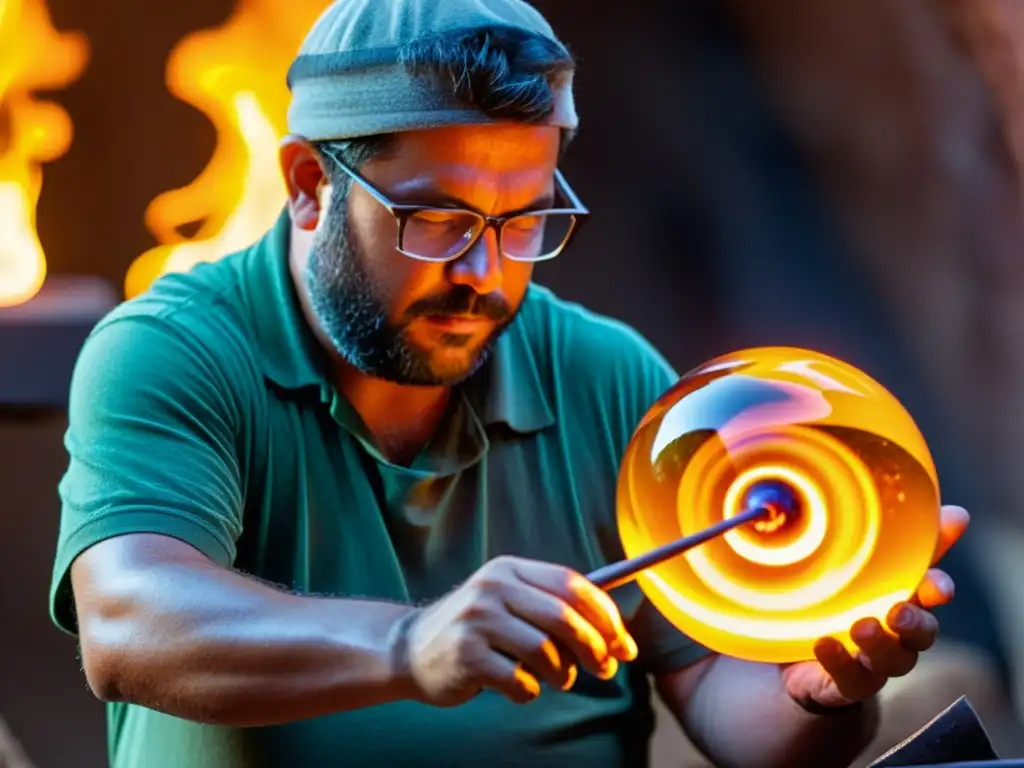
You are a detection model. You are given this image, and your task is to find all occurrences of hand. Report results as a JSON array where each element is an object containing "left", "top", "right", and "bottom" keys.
[
  {"left": 396, "top": 555, "right": 639, "bottom": 707},
  {"left": 782, "top": 504, "right": 970, "bottom": 710}
]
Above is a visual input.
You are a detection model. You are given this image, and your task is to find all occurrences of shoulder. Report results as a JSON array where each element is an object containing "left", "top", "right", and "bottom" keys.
[
  {"left": 72, "top": 255, "right": 263, "bottom": 422},
  {"left": 514, "top": 285, "right": 677, "bottom": 434},
  {"left": 102, "top": 253, "right": 255, "bottom": 353}
]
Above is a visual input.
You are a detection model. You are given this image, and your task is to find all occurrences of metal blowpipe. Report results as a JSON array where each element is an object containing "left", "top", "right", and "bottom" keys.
[{"left": 586, "top": 506, "right": 771, "bottom": 590}]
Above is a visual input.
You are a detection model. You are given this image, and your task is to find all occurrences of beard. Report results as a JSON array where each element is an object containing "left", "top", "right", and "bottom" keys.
[{"left": 304, "top": 202, "right": 517, "bottom": 386}]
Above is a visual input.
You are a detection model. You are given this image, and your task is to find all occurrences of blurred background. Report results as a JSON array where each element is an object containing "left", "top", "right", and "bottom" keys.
[{"left": 2, "top": 0, "right": 1024, "bottom": 765}]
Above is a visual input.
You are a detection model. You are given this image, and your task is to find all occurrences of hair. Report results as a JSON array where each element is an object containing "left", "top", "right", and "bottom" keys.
[{"left": 313, "top": 25, "right": 577, "bottom": 197}]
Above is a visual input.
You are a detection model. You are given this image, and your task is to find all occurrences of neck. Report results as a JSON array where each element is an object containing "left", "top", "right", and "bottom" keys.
[
  {"left": 288, "top": 235, "right": 450, "bottom": 464},
  {"left": 333, "top": 360, "right": 451, "bottom": 458}
]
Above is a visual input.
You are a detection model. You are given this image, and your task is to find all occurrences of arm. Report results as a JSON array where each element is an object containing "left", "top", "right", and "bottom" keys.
[
  {"left": 73, "top": 533, "right": 418, "bottom": 727},
  {"left": 54, "top": 314, "right": 420, "bottom": 726},
  {"left": 76, "top": 534, "right": 639, "bottom": 723},
  {"left": 59, "top": 314, "right": 636, "bottom": 727},
  {"left": 656, "top": 655, "right": 879, "bottom": 768}
]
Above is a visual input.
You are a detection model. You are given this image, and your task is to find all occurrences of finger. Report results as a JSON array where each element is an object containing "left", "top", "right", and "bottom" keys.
[
  {"left": 933, "top": 505, "right": 970, "bottom": 564},
  {"left": 500, "top": 580, "right": 613, "bottom": 679},
  {"left": 850, "top": 617, "right": 917, "bottom": 678},
  {"left": 476, "top": 652, "right": 543, "bottom": 705},
  {"left": 814, "top": 637, "right": 885, "bottom": 701},
  {"left": 513, "top": 561, "right": 638, "bottom": 662},
  {"left": 886, "top": 602, "right": 940, "bottom": 652},
  {"left": 915, "top": 568, "right": 955, "bottom": 609},
  {"left": 485, "top": 618, "right": 578, "bottom": 692}
]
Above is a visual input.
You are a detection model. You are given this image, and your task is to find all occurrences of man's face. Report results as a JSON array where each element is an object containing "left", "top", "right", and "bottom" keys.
[{"left": 304, "top": 123, "right": 560, "bottom": 386}]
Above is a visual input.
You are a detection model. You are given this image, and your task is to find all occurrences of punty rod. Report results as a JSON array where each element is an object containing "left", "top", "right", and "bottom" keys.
[{"left": 587, "top": 505, "right": 771, "bottom": 590}]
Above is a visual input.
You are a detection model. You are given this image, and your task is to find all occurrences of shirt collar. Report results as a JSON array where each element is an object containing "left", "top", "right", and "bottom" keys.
[
  {"left": 246, "top": 209, "right": 556, "bottom": 434},
  {"left": 468, "top": 307, "right": 556, "bottom": 433},
  {"left": 248, "top": 210, "right": 330, "bottom": 401}
]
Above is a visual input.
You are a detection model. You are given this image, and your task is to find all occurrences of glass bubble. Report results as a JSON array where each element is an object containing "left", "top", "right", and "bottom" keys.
[{"left": 616, "top": 346, "right": 941, "bottom": 664}]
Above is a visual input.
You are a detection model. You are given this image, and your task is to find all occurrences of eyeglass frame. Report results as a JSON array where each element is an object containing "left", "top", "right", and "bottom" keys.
[{"left": 318, "top": 146, "right": 590, "bottom": 264}]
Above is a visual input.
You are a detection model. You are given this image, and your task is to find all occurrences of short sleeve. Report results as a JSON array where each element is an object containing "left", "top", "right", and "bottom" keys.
[
  {"left": 616, "top": 332, "right": 714, "bottom": 674},
  {"left": 50, "top": 313, "right": 249, "bottom": 635}
]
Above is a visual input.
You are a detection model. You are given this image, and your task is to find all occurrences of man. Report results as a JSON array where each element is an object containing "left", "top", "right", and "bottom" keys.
[{"left": 49, "top": 0, "right": 968, "bottom": 766}]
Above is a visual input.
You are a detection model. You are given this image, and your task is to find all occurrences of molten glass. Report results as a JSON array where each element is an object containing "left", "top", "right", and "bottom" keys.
[{"left": 616, "top": 346, "right": 941, "bottom": 664}]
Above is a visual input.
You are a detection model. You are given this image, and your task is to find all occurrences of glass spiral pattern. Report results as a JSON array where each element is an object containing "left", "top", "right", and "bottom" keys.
[{"left": 616, "top": 347, "right": 941, "bottom": 663}]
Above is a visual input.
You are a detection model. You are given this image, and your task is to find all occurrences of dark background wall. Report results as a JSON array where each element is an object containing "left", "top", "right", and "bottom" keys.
[{"left": 3, "top": 1, "right": 1022, "bottom": 766}]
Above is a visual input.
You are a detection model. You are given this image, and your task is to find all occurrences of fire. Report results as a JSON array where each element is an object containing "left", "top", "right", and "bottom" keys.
[
  {"left": 125, "top": 0, "right": 332, "bottom": 299},
  {"left": 0, "top": 0, "right": 88, "bottom": 307}
]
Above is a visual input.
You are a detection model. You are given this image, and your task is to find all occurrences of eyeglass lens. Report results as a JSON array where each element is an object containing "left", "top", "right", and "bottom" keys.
[{"left": 402, "top": 210, "right": 575, "bottom": 262}]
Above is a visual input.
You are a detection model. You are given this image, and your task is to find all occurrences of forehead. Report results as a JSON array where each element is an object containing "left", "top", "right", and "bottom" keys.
[
  {"left": 361, "top": 123, "right": 562, "bottom": 210},
  {"left": 378, "top": 123, "right": 560, "bottom": 177}
]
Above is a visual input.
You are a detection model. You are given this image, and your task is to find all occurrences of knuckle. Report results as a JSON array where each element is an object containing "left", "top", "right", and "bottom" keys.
[
  {"left": 459, "top": 598, "right": 494, "bottom": 623},
  {"left": 525, "top": 636, "right": 550, "bottom": 660},
  {"left": 563, "top": 611, "right": 605, "bottom": 653},
  {"left": 468, "top": 574, "right": 508, "bottom": 604},
  {"left": 473, "top": 560, "right": 515, "bottom": 593},
  {"left": 471, "top": 573, "right": 502, "bottom": 593},
  {"left": 531, "top": 639, "right": 560, "bottom": 671},
  {"left": 547, "top": 603, "right": 574, "bottom": 631},
  {"left": 592, "top": 589, "right": 620, "bottom": 619},
  {"left": 486, "top": 555, "right": 517, "bottom": 577},
  {"left": 557, "top": 602, "right": 576, "bottom": 622},
  {"left": 909, "top": 601, "right": 930, "bottom": 616},
  {"left": 557, "top": 566, "right": 580, "bottom": 591}
]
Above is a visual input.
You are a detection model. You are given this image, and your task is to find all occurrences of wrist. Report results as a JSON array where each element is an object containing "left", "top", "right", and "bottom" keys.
[{"left": 385, "top": 607, "right": 423, "bottom": 703}]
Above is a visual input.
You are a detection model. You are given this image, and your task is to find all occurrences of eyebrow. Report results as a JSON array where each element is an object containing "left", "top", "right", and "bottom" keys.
[{"left": 391, "top": 181, "right": 557, "bottom": 214}]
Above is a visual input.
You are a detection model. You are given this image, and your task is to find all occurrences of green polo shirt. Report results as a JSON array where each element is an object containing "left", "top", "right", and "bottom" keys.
[{"left": 50, "top": 211, "right": 708, "bottom": 768}]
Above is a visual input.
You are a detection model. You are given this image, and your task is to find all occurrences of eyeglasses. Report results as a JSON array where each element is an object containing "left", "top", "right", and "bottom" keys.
[{"left": 320, "top": 147, "right": 589, "bottom": 264}]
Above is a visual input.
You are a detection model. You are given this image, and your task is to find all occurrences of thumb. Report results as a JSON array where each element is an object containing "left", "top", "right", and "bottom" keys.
[{"left": 781, "top": 660, "right": 843, "bottom": 707}]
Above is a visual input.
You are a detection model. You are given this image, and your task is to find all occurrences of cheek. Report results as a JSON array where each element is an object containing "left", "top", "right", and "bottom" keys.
[
  {"left": 347, "top": 194, "right": 404, "bottom": 287},
  {"left": 347, "top": 189, "right": 398, "bottom": 258},
  {"left": 346, "top": 195, "right": 446, "bottom": 311}
]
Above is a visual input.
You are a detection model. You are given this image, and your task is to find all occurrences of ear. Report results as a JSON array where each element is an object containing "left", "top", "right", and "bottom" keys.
[{"left": 280, "top": 135, "right": 329, "bottom": 232}]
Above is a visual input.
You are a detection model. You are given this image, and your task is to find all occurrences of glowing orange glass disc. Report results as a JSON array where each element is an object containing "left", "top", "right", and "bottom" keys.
[{"left": 616, "top": 347, "right": 941, "bottom": 664}]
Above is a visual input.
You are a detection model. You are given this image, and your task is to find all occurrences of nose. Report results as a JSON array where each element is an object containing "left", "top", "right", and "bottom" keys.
[{"left": 446, "top": 227, "right": 503, "bottom": 295}]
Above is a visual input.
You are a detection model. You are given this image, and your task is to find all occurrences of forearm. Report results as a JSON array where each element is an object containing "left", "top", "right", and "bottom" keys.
[
  {"left": 677, "top": 656, "right": 879, "bottom": 768},
  {"left": 77, "top": 553, "right": 418, "bottom": 727}
]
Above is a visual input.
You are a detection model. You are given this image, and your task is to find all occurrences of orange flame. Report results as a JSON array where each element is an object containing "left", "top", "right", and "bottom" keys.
[
  {"left": 125, "top": 0, "right": 332, "bottom": 299},
  {"left": 0, "top": 0, "right": 88, "bottom": 307}
]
